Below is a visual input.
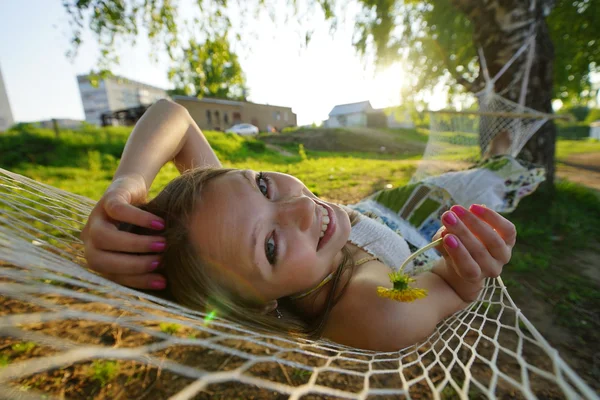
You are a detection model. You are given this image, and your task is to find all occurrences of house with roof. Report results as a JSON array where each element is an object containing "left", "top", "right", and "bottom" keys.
[
  {"left": 324, "top": 100, "right": 414, "bottom": 129},
  {"left": 324, "top": 101, "right": 373, "bottom": 128}
]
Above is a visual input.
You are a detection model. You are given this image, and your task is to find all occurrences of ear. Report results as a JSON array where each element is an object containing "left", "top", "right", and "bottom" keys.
[{"left": 260, "top": 300, "right": 278, "bottom": 315}]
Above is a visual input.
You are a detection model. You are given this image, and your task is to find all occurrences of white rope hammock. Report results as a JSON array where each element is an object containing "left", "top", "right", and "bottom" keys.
[
  {"left": 0, "top": 9, "right": 596, "bottom": 397},
  {"left": 0, "top": 167, "right": 596, "bottom": 399}
]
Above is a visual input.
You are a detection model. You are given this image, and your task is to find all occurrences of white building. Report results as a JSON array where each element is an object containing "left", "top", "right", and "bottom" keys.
[
  {"left": 324, "top": 101, "right": 373, "bottom": 128},
  {"left": 323, "top": 100, "right": 414, "bottom": 129},
  {"left": 0, "top": 66, "right": 14, "bottom": 132},
  {"left": 590, "top": 121, "right": 600, "bottom": 140},
  {"left": 77, "top": 75, "right": 167, "bottom": 125}
]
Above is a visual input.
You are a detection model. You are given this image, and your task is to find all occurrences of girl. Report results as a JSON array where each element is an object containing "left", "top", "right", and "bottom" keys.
[{"left": 82, "top": 99, "right": 531, "bottom": 351}]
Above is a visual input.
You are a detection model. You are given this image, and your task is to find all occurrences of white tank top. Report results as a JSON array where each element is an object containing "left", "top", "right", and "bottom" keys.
[{"left": 347, "top": 212, "right": 414, "bottom": 272}]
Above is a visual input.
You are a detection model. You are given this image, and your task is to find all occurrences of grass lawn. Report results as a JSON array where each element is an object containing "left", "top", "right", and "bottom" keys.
[{"left": 1, "top": 125, "right": 599, "bottom": 392}]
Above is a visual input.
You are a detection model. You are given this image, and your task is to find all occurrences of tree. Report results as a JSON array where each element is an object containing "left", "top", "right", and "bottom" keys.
[
  {"left": 350, "top": 0, "right": 599, "bottom": 185},
  {"left": 168, "top": 35, "right": 248, "bottom": 100},
  {"left": 63, "top": 0, "right": 599, "bottom": 184}
]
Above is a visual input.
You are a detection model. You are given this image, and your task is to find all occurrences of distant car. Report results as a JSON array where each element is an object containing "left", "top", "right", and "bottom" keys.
[{"left": 226, "top": 123, "right": 259, "bottom": 136}]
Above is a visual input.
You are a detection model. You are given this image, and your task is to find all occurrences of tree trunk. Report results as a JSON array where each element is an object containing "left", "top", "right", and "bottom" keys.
[{"left": 452, "top": 0, "right": 556, "bottom": 186}]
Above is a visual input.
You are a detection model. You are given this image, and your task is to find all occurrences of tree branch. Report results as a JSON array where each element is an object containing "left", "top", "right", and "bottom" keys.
[{"left": 432, "top": 39, "right": 480, "bottom": 93}]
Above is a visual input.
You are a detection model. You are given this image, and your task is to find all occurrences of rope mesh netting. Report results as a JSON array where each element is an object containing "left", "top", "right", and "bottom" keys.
[
  {"left": 0, "top": 168, "right": 596, "bottom": 399},
  {"left": 411, "top": 90, "right": 550, "bottom": 183}
]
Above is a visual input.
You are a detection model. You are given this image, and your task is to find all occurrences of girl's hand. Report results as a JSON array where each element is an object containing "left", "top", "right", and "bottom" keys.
[
  {"left": 432, "top": 204, "right": 516, "bottom": 299},
  {"left": 81, "top": 174, "right": 167, "bottom": 290}
]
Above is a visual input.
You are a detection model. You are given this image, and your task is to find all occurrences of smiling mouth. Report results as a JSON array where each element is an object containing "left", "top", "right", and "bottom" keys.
[{"left": 316, "top": 201, "right": 336, "bottom": 251}]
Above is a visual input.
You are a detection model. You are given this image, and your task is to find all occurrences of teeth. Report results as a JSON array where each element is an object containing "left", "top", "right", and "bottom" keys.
[{"left": 318, "top": 203, "right": 330, "bottom": 238}]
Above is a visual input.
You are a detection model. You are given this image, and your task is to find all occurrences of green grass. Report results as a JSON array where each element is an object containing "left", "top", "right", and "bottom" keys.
[
  {"left": 0, "top": 354, "right": 9, "bottom": 368},
  {"left": 556, "top": 138, "right": 600, "bottom": 160},
  {"left": 505, "top": 181, "right": 600, "bottom": 330},
  {"left": 159, "top": 322, "right": 182, "bottom": 335},
  {"left": 89, "top": 360, "right": 119, "bottom": 386},
  {"left": 11, "top": 342, "right": 36, "bottom": 354}
]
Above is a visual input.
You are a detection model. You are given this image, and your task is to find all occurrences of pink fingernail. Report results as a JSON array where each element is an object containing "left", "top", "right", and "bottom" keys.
[
  {"left": 470, "top": 204, "right": 486, "bottom": 216},
  {"left": 149, "top": 261, "right": 160, "bottom": 271},
  {"left": 150, "top": 280, "right": 166, "bottom": 290},
  {"left": 443, "top": 212, "right": 458, "bottom": 226},
  {"left": 151, "top": 242, "right": 166, "bottom": 252},
  {"left": 445, "top": 235, "right": 459, "bottom": 249},
  {"left": 451, "top": 205, "right": 466, "bottom": 217},
  {"left": 151, "top": 220, "right": 165, "bottom": 230}
]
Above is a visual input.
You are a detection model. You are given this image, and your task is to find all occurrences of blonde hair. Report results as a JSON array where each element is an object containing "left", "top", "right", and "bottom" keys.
[{"left": 127, "top": 167, "right": 358, "bottom": 339}]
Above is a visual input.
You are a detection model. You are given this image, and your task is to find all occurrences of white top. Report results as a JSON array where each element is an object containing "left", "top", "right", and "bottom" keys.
[{"left": 347, "top": 212, "right": 414, "bottom": 272}]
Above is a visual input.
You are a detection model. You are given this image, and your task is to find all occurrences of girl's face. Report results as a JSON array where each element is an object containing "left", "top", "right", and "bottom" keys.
[{"left": 189, "top": 169, "right": 352, "bottom": 304}]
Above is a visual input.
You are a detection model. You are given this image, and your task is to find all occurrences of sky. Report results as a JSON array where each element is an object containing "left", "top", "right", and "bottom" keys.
[{"left": 0, "top": 0, "right": 439, "bottom": 126}]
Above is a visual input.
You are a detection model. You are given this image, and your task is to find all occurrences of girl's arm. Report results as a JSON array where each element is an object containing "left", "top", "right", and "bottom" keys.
[
  {"left": 115, "top": 98, "right": 221, "bottom": 187},
  {"left": 82, "top": 99, "right": 219, "bottom": 290},
  {"left": 325, "top": 205, "right": 515, "bottom": 351}
]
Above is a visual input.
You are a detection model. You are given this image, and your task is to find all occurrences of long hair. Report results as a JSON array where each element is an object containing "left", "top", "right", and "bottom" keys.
[{"left": 124, "top": 167, "right": 359, "bottom": 339}]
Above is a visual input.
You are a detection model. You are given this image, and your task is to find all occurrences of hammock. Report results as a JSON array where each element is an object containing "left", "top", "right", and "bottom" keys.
[
  {"left": 0, "top": 23, "right": 595, "bottom": 399},
  {"left": 0, "top": 168, "right": 595, "bottom": 399}
]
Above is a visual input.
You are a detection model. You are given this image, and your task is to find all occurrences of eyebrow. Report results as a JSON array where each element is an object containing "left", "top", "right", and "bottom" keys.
[{"left": 241, "top": 170, "right": 262, "bottom": 277}]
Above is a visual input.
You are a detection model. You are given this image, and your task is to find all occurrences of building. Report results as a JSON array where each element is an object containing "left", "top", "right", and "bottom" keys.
[
  {"left": 324, "top": 101, "right": 373, "bottom": 128},
  {"left": 77, "top": 74, "right": 167, "bottom": 125},
  {"left": 34, "top": 119, "right": 84, "bottom": 130},
  {"left": 0, "top": 66, "right": 14, "bottom": 131},
  {"left": 172, "top": 96, "right": 297, "bottom": 132},
  {"left": 324, "top": 100, "right": 414, "bottom": 129},
  {"left": 590, "top": 121, "right": 600, "bottom": 140}
]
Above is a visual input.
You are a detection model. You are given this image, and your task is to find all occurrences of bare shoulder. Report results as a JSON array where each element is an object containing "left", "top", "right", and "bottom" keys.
[{"left": 323, "top": 260, "right": 465, "bottom": 351}]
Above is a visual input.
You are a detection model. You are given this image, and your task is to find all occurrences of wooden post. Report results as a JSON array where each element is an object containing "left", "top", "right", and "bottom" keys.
[{"left": 52, "top": 119, "right": 59, "bottom": 138}]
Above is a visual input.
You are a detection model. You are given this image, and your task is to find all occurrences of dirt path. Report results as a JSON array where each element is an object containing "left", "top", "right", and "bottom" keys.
[{"left": 557, "top": 152, "right": 600, "bottom": 191}]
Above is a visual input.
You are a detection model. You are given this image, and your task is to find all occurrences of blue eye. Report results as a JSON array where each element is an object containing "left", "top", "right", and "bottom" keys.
[
  {"left": 256, "top": 172, "right": 269, "bottom": 197},
  {"left": 265, "top": 233, "right": 277, "bottom": 265}
]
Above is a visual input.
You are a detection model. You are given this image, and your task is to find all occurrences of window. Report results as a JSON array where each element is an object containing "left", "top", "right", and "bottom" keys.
[
  {"left": 206, "top": 110, "right": 212, "bottom": 124},
  {"left": 273, "top": 111, "right": 281, "bottom": 121},
  {"left": 233, "top": 112, "right": 241, "bottom": 122},
  {"left": 224, "top": 113, "right": 229, "bottom": 124},
  {"left": 215, "top": 111, "right": 220, "bottom": 121}
]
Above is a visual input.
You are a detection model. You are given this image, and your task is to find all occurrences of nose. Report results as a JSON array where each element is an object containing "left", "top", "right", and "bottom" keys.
[{"left": 277, "top": 195, "right": 315, "bottom": 232}]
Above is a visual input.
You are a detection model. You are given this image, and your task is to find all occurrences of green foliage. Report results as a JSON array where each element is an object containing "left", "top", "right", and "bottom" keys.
[
  {"left": 560, "top": 106, "right": 590, "bottom": 122},
  {"left": 11, "top": 342, "right": 36, "bottom": 354},
  {"left": 548, "top": 0, "right": 600, "bottom": 103},
  {"left": 168, "top": 35, "right": 248, "bottom": 100},
  {"left": 584, "top": 108, "right": 600, "bottom": 124},
  {"left": 0, "top": 354, "right": 10, "bottom": 368},
  {"left": 64, "top": 1, "right": 599, "bottom": 105},
  {"left": 89, "top": 360, "right": 119, "bottom": 386},
  {"left": 298, "top": 143, "right": 308, "bottom": 161},
  {"left": 353, "top": 0, "right": 599, "bottom": 103},
  {"left": 159, "top": 322, "right": 181, "bottom": 335},
  {"left": 556, "top": 122, "right": 591, "bottom": 140}
]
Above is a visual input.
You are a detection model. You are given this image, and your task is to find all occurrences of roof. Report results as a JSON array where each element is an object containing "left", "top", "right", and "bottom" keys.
[
  {"left": 172, "top": 95, "right": 294, "bottom": 111},
  {"left": 171, "top": 95, "right": 244, "bottom": 107},
  {"left": 328, "top": 101, "right": 373, "bottom": 117},
  {"left": 77, "top": 74, "right": 167, "bottom": 92}
]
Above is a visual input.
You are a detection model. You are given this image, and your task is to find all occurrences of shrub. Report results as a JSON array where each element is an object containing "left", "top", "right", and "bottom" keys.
[
  {"left": 584, "top": 108, "right": 600, "bottom": 124},
  {"left": 556, "top": 122, "right": 590, "bottom": 140}
]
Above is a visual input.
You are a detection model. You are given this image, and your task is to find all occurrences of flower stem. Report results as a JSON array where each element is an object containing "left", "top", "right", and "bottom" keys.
[{"left": 400, "top": 237, "right": 443, "bottom": 272}]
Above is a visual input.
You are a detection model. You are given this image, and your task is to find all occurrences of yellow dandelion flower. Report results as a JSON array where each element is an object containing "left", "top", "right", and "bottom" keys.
[{"left": 377, "top": 271, "right": 428, "bottom": 302}]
